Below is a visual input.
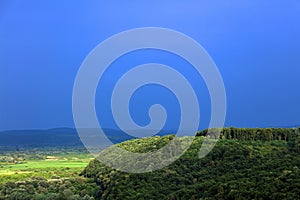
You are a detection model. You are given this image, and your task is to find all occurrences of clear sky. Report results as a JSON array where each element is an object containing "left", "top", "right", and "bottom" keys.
[{"left": 0, "top": 0, "right": 300, "bottom": 131}]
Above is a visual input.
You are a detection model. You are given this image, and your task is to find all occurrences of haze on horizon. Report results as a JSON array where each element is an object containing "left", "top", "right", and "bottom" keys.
[{"left": 1, "top": 0, "right": 300, "bottom": 131}]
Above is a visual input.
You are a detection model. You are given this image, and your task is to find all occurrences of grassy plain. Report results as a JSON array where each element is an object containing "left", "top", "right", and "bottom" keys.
[{"left": 0, "top": 148, "right": 93, "bottom": 184}]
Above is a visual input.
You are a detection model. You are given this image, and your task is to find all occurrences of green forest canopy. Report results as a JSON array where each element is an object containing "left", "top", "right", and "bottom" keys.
[{"left": 81, "top": 127, "right": 300, "bottom": 199}]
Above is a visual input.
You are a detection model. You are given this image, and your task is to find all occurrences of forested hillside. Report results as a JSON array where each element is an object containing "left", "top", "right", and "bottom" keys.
[{"left": 82, "top": 128, "right": 300, "bottom": 199}]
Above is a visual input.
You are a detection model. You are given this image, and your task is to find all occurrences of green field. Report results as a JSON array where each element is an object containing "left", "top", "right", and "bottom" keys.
[
  {"left": 1, "top": 160, "right": 89, "bottom": 171},
  {"left": 0, "top": 147, "right": 98, "bottom": 199},
  {"left": 0, "top": 149, "right": 93, "bottom": 184}
]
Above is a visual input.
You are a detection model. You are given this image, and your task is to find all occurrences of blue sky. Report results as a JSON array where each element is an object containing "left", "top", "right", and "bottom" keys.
[{"left": 0, "top": 0, "right": 300, "bottom": 131}]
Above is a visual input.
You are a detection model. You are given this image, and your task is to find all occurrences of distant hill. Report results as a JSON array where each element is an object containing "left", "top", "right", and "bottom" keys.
[
  {"left": 1, "top": 127, "right": 299, "bottom": 148},
  {"left": 0, "top": 128, "right": 134, "bottom": 147}
]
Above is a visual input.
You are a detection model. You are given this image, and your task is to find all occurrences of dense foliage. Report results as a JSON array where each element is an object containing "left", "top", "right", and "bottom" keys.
[
  {"left": 0, "top": 176, "right": 97, "bottom": 200},
  {"left": 82, "top": 128, "right": 300, "bottom": 199}
]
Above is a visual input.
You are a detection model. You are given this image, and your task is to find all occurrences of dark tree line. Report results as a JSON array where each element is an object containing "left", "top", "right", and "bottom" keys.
[{"left": 197, "top": 127, "right": 300, "bottom": 142}]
